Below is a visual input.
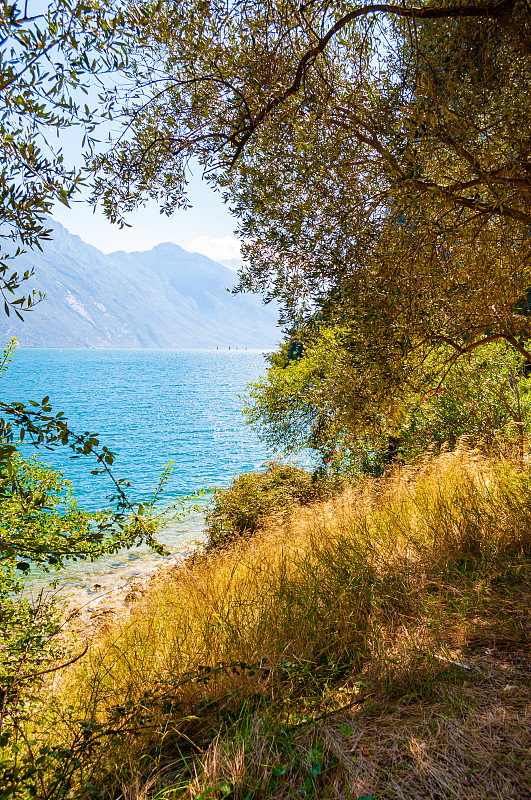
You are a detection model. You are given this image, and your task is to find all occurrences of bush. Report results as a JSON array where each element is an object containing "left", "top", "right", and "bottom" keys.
[
  {"left": 204, "top": 461, "right": 340, "bottom": 549},
  {"left": 398, "top": 345, "right": 531, "bottom": 462}
]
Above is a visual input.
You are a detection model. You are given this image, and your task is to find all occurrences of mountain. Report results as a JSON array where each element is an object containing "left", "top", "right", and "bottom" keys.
[
  {"left": 219, "top": 258, "right": 243, "bottom": 271},
  {"left": 0, "top": 223, "right": 279, "bottom": 348}
]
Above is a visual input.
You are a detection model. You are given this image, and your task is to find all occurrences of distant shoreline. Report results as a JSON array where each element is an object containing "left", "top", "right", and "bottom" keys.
[{"left": 11, "top": 346, "right": 274, "bottom": 351}]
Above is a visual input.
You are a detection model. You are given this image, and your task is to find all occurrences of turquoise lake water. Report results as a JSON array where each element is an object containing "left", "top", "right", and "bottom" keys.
[{"left": 1, "top": 349, "right": 275, "bottom": 596}]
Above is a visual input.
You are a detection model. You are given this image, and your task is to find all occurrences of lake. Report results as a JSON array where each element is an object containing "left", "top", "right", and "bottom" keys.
[{"left": 1, "top": 348, "right": 274, "bottom": 597}]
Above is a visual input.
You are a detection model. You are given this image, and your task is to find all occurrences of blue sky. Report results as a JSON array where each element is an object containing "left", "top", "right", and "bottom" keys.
[
  {"left": 48, "top": 115, "right": 241, "bottom": 263},
  {"left": 7, "top": 3, "right": 242, "bottom": 265},
  {"left": 53, "top": 171, "right": 241, "bottom": 264}
]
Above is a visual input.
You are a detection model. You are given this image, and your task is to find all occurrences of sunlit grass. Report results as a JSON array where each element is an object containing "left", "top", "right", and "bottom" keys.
[{"left": 28, "top": 445, "right": 531, "bottom": 798}]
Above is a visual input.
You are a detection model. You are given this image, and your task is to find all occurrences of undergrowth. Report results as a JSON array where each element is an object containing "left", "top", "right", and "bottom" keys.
[
  {"left": 204, "top": 461, "right": 340, "bottom": 549},
  {"left": 5, "top": 446, "right": 531, "bottom": 799}
]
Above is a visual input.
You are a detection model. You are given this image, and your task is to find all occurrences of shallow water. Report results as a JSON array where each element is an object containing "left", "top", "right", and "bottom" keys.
[{"left": 2, "top": 348, "right": 274, "bottom": 598}]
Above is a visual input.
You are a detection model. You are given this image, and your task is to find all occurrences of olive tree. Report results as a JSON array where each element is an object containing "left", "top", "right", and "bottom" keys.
[
  {"left": 91, "top": 0, "right": 531, "bottom": 418},
  {"left": 0, "top": 0, "right": 131, "bottom": 315}
]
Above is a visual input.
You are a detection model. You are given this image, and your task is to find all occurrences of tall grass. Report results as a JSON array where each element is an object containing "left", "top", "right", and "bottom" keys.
[{"left": 22, "top": 446, "right": 531, "bottom": 798}]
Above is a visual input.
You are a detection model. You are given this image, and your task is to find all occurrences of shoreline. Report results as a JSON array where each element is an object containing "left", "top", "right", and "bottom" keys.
[
  {"left": 23, "top": 514, "right": 208, "bottom": 604},
  {"left": 63, "top": 551, "right": 195, "bottom": 637}
]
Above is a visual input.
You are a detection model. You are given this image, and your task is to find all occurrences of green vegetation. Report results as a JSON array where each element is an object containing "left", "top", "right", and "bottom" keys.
[
  {"left": 0, "top": 454, "right": 154, "bottom": 582},
  {"left": 246, "top": 336, "right": 531, "bottom": 475},
  {"left": 204, "top": 461, "right": 340, "bottom": 550},
  {"left": 399, "top": 345, "right": 531, "bottom": 464},
  {"left": 96, "top": 0, "right": 531, "bottom": 405},
  {"left": 2, "top": 447, "right": 529, "bottom": 798}
]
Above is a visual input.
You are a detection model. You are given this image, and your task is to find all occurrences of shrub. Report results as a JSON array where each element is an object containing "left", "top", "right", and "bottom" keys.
[{"left": 204, "top": 461, "right": 340, "bottom": 549}]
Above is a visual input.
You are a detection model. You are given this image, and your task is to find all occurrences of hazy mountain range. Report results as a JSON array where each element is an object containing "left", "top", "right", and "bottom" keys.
[{"left": 0, "top": 223, "right": 279, "bottom": 348}]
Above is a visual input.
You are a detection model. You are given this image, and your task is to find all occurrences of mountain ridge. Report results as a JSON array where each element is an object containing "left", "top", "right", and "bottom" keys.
[{"left": 0, "top": 223, "right": 279, "bottom": 349}]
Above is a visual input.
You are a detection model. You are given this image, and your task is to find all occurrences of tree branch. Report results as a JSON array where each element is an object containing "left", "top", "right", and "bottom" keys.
[{"left": 229, "top": 0, "right": 518, "bottom": 165}]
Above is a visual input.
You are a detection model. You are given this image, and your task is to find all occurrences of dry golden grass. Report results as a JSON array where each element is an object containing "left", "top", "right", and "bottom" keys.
[{"left": 30, "top": 446, "right": 531, "bottom": 798}]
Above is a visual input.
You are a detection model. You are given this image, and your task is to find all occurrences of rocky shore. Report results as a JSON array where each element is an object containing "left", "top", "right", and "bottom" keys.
[{"left": 63, "top": 553, "right": 191, "bottom": 638}]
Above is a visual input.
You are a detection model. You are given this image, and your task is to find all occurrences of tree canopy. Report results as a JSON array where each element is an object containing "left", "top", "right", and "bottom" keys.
[{"left": 94, "top": 0, "right": 531, "bottom": 405}]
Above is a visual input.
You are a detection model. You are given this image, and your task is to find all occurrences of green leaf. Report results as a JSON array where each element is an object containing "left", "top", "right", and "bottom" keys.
[{"left": 194, "top": 789, "right": 215, "bottom": 800}]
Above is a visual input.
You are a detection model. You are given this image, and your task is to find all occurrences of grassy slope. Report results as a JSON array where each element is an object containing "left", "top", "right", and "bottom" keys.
[{"left": 35, "top": 447, "right": 531, "bottom": 798}]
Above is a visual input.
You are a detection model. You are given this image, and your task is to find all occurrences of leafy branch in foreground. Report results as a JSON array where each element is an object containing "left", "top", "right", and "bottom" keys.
[
  {"left": 0, "top": 0, "right": 132, "bottom": 313},
  {"left": 0, "top": 450, "right": 178, "bottom": 753},
  {"left": 0, "top": 338, "right": 196, "bottom": 775},
  {"left": 0, "top": 384, "right": 196, "bottom": 582},
  {"left": 0, "top": 340, "right": 177, "bottom": 527}
]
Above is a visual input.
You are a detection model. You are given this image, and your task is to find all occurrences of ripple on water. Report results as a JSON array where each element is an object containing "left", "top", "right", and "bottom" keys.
[{"left": 2, "top": 350, "right": 274, "bottom": 598}]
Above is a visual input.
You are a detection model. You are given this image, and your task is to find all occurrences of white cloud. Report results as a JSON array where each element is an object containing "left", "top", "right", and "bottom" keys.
[{"left": 187, "top": 235, "right": 241, "bottom": 264}]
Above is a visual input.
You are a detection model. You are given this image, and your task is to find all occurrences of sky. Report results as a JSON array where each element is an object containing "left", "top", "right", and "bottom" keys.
[
  {"left": 42, "top": 43, "right": 243, "bottom": 265},
  {"left": 17, "top": 0, "right": 241, "bottom": 266},
  {"left": 52, "top": 171, "right": 242, "bottom": 265}
]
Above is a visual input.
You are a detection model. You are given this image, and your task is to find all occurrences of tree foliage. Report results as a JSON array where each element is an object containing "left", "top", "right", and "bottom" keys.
[
  {"left": 244, "top": 325, "right": 390, "bottom": 461},
  {"left": 0, "top": 0, "right": 183, "bottom": 621},
  {"left": 399, "top": 344, "right": 531, "bottom": 460},
  {"left": 246, "top": 329, "right": 531, "bottom": 472},
  {"left": 0, "top": 0, "right": 130, "bottom": 316},
  {"left": 95, "top": 0, "right": 531, "bottom": 412}
]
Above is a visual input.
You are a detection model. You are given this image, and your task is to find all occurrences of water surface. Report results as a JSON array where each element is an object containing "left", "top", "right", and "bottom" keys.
[{"left": 2, "top": 349, "right": 272, "bottom": 597}]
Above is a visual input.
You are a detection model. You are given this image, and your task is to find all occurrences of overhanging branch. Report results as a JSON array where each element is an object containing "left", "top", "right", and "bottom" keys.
[{"left": 229, "top": 0, "right": 519, "bottom": 164}]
